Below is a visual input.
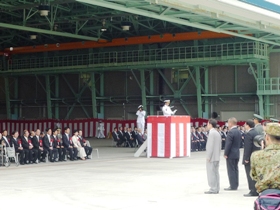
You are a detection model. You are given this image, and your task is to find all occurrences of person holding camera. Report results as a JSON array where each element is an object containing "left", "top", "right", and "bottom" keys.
[
  {"left": 251, "top": 123, "right": 280, "bottom": 209},
  {"left": 136, "top": 105, "right": 146, "bottom": 135}
]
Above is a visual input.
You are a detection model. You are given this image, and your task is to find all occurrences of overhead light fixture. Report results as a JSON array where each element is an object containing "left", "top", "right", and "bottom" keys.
[
  {"left": 30, "top": 35, "right": 37, "bottom": 40},
  {"left": 38, "top": 4, "right": 50, "bottom": 16},
  {"left": 100, "top": 19, "right": 107, "bottom": 32},
  {"left": 121, "top": 22, "right": 131, "bottom": 31}
]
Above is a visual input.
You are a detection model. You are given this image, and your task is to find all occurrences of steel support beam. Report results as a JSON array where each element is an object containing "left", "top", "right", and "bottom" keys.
[
  {"left": 149, "top": 70, "right": 154, "bottom": 115},
  {"left": 76, "top": 0, "right": 280, "bottom": 46},
  {"left": 140, "top": 70, "right": 147, "bottom": 111},
  {"left": 100, "top": 73, "right": 105, "bottom": 118},
  {"left": 91, "top": 73, "right": 98, "bottom": 118},
  {"left": 204, "top": 67, "right": 209, "bottom": 118},
  {"left": 45, "top": 75, "right": 52, "bottom": 119},
  {"left": 0, "top": 22, "right": 101, "bottom": 41},
  {"left": 4, "top": 77, "right": 11, "bottom": 119},
  {"left": 195, "top": 66, "right": 203, "bottom": 118},
  {"left": 55, "top": 75, "right": 59, "bottom": 119},
  {"left": 14, "top": 77, "right": 19, "bottom": 119}
]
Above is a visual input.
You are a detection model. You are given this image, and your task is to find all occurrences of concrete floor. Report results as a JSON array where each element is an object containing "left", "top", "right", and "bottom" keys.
[{"left": 0, "top": 139, "right": 255, "bottom": 210}]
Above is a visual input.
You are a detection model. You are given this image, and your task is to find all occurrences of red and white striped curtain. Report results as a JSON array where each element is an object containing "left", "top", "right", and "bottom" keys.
[{"left": 0, "top": 118, "right": 246, "bottom": 138}]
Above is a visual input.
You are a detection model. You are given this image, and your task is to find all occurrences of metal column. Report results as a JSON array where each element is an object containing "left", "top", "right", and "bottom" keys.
[
  {"left": 14, "top": 77, "right": 19, "bottom": 119},
  {"left": 91, "top": 73, "right": 98, "bottom": 118},
  {"left": 204, "top": 68, "right": 209, "bottom": 118},
  {"left": 100, "top": 73, "right": 105, "bottom": 118},
  {"left": 195, "top": 66, "right": 203, "bottom": 118},
  {"left": 55, "top": 75, "right": 59, "bottom": 119},
  {"left": 140, "top": 70, "right": 147, "bottom": 110},
  {"left": 149, "top": 70, "right": 154, "bottom": 115},
  {"left": 45, "top": 75, "right": 52, "bottom": 119},
  {"left": 4, "top": 77, "right": 11, "bottom": 119}
]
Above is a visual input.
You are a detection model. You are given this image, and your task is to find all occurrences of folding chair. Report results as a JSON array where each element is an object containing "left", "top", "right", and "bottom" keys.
[{"left": 86, "top": 140, "right": 99, "bottom": 158}]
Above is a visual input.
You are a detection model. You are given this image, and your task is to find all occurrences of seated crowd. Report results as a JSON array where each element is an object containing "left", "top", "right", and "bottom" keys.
[
  {"left": 191, "top": 124, "right": 246, "bottom": 152},
  {"left": 112, "top": 126, "right": 147, "bottom": 147},
  {"left": 0, "top": 127, "right": 93, "bottom": 165}
]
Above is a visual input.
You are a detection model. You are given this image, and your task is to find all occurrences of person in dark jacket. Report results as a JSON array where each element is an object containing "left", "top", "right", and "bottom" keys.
[
  {"left": 224, "top": 117, "right": 242, "bottom": 191},
  {"left": 243, "top": 119, "right": 260, "bottom": 196}
]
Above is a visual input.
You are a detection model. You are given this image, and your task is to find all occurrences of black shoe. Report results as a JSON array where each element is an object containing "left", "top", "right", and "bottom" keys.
[
  {"left": 244, "top": 192, "right": 258, "bottom": 197},
  {"left": 41, "top": 159, "right": 46, "bottom": 162},
  {"left": 20, "top": 162, "right": 25, "bottom": 165},
  {"left": 204, "top": 191, "right": 219, "bottom": 194},
  {"left": 224, "top": 187, "right": 237, "bottom": 191},
  {"left": 70, "top": 159, "right": 74, "bottom": 161},
  {"left": 30, "top": 161, "right": 33, "bottom": 164}
]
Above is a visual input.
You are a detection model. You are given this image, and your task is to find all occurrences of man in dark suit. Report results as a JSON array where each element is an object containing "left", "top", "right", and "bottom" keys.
[
  {"left": 53, "top": 128, "right": 66, "bottom": 161},
  {"left": 62, "top": 127, "right": 76, "bottom": 161},
  {"left": 125, "top": 128, "right": 135, "bottom": 147},
  {"left": 21, "top": 130, "right": 38, "bottom": 164},
  {"left": 243, "top": 119, "right": 260, "bottom": 196},
  {"left": 10, "top": 131, "right": 26, "bottom": 165},
  {"left": 112, "top": 127, "right": 124, "bottom": 147},
  {"left": 1, "top": 130, "right": 11, "bottom": 148},
  {"left": 43, "top": 128, "right": 58, "bottom": 162},
  {"left": 224, "top": 117, "right": 242, "bottom": 191},
  {"left": 32, "top": 129, "right": 47, "bottom": 162},
  {"left": 78, "top": 129, "right": 92, "bottom": 159}
]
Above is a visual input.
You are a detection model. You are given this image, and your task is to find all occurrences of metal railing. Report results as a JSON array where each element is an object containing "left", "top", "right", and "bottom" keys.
[
  {"left": 257, "top": 77, "right": 280, "bottom": 94},
  {"left": 7, "top": 42, "right": 268, "bottom": 71}
]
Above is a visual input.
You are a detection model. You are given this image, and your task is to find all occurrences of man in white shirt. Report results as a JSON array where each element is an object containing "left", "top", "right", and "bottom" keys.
[
  {"left": 136, "top": 105, "right": 146, "bottom": 134},
  {"left": 162, "top": 100, "right": 177, "bottom": 116}
]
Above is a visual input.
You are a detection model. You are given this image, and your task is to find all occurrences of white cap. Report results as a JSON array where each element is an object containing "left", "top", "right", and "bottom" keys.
[
  {"left": 164, "top": 100, "right": 170, "bottom": 103},
  {"left": 138, "top": 105, "right": 143, "bottom": 109}
]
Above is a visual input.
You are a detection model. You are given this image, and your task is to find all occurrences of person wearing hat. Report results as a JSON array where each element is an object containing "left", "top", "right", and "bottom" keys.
[
  {"left": 162, "top": 100, "right": 177, "bottom": 116},
  {"left": 242, "top": 119, "right": 260, "bottom": 197},
  {"left": 253, "top": 114, "right": 264, "bottom": 135},
  {"left": 136, "top": 105, "right": 146, "bottom": 135},
  {"left": 251, "top": 123, "right": 280, "bottom": 208},
  {"left": 96, "top": 121, "right": 105, "bottom": 138}
]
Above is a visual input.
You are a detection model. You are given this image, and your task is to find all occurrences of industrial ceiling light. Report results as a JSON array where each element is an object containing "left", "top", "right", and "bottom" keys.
[
  {"left": 38, "top": 4, "right": 50, "bottom": 16},
  {"left": 100, "top": 19, "right": 107, "bottom": 32},
  {"left": 30, "top": 35, "right": 37, "bottom": 40},
  {"left": 121, "top": 22, "right": 131, "bottom": 31}
]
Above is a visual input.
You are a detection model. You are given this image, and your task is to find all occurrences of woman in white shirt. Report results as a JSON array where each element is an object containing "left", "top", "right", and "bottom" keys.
[{"left": 72, "top": 130, "right": 86, "bottom": 160}]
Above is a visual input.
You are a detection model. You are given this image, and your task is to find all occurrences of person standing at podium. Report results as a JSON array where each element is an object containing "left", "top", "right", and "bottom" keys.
[
  {"left": 162, "top": 100, "right": 177, "bottom": 116},
  {"left": 136, "top": 105, "right": 146, "bottom": 135}
]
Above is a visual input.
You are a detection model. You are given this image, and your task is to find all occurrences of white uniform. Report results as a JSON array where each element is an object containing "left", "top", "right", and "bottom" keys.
[
  {"left": 96, "top": 122, "right": 105, "bottom": 138},
  {"left": 162, "top": 105, "right": 176, "bottom": 116},
  {"left": 136, "top": 110, "right": 146, "bottom": 134}
]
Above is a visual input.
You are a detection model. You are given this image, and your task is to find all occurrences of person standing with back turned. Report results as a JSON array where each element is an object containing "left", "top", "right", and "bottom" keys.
[
  {"left": 224, "top": 117, "right": 242, "bottom": 191},
  {"left": 204, "top": 119, "right": 222, "bottom": 194}
]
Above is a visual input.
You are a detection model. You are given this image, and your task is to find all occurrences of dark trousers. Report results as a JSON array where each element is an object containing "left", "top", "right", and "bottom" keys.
[
  {"left": 73, "top": 147, "right": 78, "bottom": 158},
  {"left": 48, "top": 148, "right": 58, "bottom": 161},
  {"left": 57, "top": 147, "right": 66, "bottom": 160},
  {"left": 226, "top": 159, "right": 239, "bottom": 189},
  {"left": 245, "top": 164, "right": 257, "bottom": 193},
  {"left": 66, "top": 147, "right": 78, "bottom": 160},
  {"left": 36, "top": 148, "right": 47, "bottom": 160},
  {"left": 24, "top": 149, "right": 38, "bottom": 163},
  {"left": 84, "top": 146, "right": 92, "bottom": 156},
  {"left": 16, "top": 149, "right": 25, "bottom": 164}
]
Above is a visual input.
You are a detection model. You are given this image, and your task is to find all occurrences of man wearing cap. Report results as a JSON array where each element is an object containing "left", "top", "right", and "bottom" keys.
[
  {"left": 162, "top": 100, "right": 177, "bottom": 116},
  {"left": 250, "top": 123, "right": 280, "bottom": 195},
  {"left": 242, "top": 119, "right": 260, "bottom": 197},
  {"left": 136, "top": 105, "right": 146, "bottom": 135},
  {"left": 253, "top": 114, "right": 264, "bottom": 135}
]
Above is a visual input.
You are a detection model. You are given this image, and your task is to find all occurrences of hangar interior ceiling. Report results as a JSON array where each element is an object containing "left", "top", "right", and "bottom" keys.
[{"left": 1, "top": 0, "right": 280, "bottom": 120}]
